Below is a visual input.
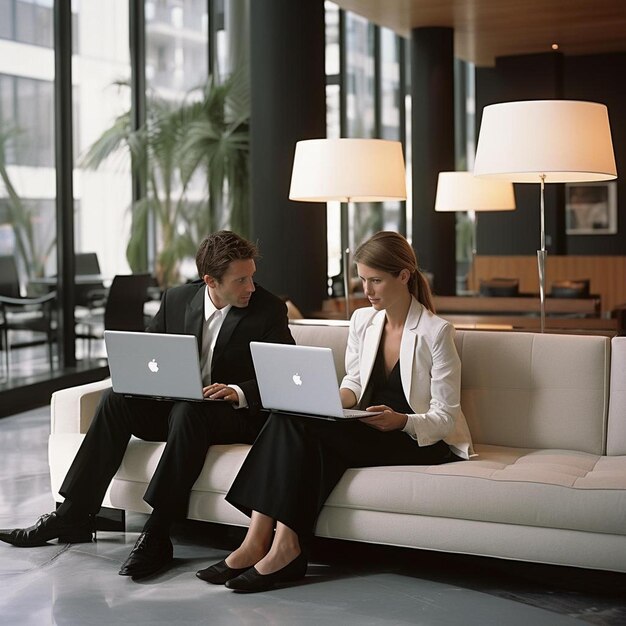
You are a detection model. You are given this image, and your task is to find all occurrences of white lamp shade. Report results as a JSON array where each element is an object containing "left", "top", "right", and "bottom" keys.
[
  {"left": 434, "top": 171, "right": 516, "bottom": 212},
  {"left": 474, "top": 100, "right": 617, "bottom": 183},
  {"left": 289, "top": 138, "right": 407, "bottom": 202}
]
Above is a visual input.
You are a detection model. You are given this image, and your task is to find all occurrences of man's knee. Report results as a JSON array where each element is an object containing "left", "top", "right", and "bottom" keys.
[
  {"left": 167, "top": 402, "right": 205, "bottom": 431},
  {"left": 166, "top": 402, "right": 237, "bottom": 442},
  {"left": 98, "top": 387, "right": 127, "bottom": 410},
  {"left": 91, "top": 388, "right": 132, "bottom": 429}
]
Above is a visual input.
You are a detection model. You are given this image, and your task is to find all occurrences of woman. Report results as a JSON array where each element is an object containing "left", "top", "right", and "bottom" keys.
[{"left": 196, "top": 231, "right": 474, "bottom": 592}]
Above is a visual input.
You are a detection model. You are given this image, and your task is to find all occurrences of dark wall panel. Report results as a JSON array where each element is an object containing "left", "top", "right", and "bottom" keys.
[
  {"left": 475, "top": 53, "right": 564, "bottom": 256},
  {"left": 249, "top": 0, "right": 327, "bottom": 315},
  {"left": 475, "top": 51, "right": 626, "bottom": 257},
  {"left": 411, "top": 27, "right": 456, "bottom": 295},
  {"left": 564, "top": 52, "right": 626, "bottom": 255}
]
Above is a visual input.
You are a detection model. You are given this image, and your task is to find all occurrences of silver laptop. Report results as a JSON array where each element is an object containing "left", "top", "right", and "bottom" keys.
[
  {"left": 104, "top": 330, "right": 218, "bottom": 402},
  {"left": 250, "top": 342, "right": 381, "bottom": 420}
]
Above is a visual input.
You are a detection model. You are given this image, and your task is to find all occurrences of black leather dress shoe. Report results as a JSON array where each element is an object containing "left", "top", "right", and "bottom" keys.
[
  {"left": 225, "top": 553, "right": 307, "bottom": 593},
  {"left": 118, "top": 531, "right": 173, "bottom": 579},
  {"left": 0, "top": 512, "right": 94, "bottom": 547},
  {"left": 196, "top": 559, "right": 252, "bottom": 584}
]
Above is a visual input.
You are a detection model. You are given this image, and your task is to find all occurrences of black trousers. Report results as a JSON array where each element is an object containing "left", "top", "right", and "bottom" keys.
[
  {"left": 59, "top": 388, "right": 266, "bottom": 519},
  {"left": 225, "top": 413, "right": 460, "bottom": 541}
]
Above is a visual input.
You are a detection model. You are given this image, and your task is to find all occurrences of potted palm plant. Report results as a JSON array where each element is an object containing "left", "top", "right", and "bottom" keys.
[{"left": 81, "top": 70, "right": 250, "bottom": 288}]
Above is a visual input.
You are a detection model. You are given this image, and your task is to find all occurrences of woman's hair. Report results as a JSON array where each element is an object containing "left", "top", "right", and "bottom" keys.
[
  {"left": 353, "top": 231, "right": 435, "bottom": 313},
  {"left": 196, "top": 230, "right": 259, "bottom": 281}
]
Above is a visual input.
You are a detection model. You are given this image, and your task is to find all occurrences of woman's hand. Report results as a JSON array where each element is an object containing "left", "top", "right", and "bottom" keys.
[
  {"left": 203, "top": 383, "right": 238, "bottom": 402},
  {"left": 359, "top": 405, "right": 408, "bottom": 431}
]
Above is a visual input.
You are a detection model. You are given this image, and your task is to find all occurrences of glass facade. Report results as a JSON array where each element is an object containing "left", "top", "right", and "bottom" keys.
[
  {"left": 323, "top": 3, "right": 475, "bottom": 293},
  {"left": 2, "top": 0, "right": 54, "bottom": 49},
  {"left": 0, "top": 3, "right": 57, "bottom": 286},
  {"left": 324, "top": 2, "right": 408, "bottom": 290},
  {"left": 454, "top": 58, "right": 477, "bottom": 292},
  {"left": 71, "top": 0, "right": 132, "bottom": 284},
  {"left": 0, "top": 0, "right": 451, "bottom": 388},
  {"left": 145, "top": 0, "right": 208, "bottom": 95},
  {"left": 378, "top": 27, "right": 404, "bottom": 237},
  {"left": 145, "top": 0, "right": 210, "bottom": 287},
  {"left": 324, "top": 2, "right": 341, "bottom": 284},
  {"left": 0, "top": 74, "right": 54, "bottom": 168}
]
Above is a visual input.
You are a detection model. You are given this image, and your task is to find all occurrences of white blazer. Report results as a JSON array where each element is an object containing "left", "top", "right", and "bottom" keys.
[{"left": 340, "top": 297, "right": 474, "bottom": 460}]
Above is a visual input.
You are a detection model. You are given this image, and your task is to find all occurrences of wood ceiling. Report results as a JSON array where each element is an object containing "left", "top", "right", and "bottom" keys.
[{"left": 333, "top": 0, "right": 626, "bottom": 66}]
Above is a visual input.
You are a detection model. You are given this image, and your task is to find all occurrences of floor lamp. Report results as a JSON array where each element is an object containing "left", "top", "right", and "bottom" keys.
[
  {"left": 473, "top": 100, "right": 617, "bottom": 332},
  {"left": 434, "top": 171, "right": 516, "bottom": 294},
  {"left": 289, "top": 138, "right": 407, "bottom": 318}
]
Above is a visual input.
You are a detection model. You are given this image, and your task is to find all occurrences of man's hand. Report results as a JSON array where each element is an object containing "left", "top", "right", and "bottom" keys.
[
  {"left": 203, "top": 383, "right": 238, "bottom": 402},
  {"left": 359, "top": 405, "right": 408, "bottom": 432}
]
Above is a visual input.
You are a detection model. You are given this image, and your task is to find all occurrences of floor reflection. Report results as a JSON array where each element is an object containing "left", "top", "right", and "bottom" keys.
[{"left": 0, "top": 338, "right": 106, "bottom": 391}]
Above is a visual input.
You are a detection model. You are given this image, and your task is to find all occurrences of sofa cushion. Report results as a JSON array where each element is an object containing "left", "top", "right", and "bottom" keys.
[
  {"left": 323, "top": 444, "right": 626, "bottom": 535},
  {"left": 291, "top": 325, "right": 612, "bottom": 455},
  {"left": 289, "top": 321, "right": 350, "bottom": 380},
  {"left": 454, "top": 331, "right": 610, "bottom": 454},
  {"left": 115, "top": 439, "right": 248, "bottom": 494},
  {"left": 108, "top": 438, "right": 626, "bottom": 537}
]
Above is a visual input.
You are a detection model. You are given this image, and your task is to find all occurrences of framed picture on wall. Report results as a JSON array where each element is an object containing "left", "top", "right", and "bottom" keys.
[{"left": 565, "top": 181, "right": 618, "bottom": 235}]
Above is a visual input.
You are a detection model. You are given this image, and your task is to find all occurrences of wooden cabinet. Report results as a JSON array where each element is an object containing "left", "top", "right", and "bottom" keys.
[{"left": 471, "top": 256, "right": 626, "bottom": 314}]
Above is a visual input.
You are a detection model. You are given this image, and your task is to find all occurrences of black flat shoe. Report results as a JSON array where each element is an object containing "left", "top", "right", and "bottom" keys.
[
  {"left": 118, "top": 531, "right": 173, "bottom": 579},
  {"left": 196, "top": 559, "right": 252, "bottom": 584},
  {"left": 225, "top": 553, "right": 307, "bottom": 593},
  {"left": 0, "top": 512, "right": 94, "bottom": 547}
]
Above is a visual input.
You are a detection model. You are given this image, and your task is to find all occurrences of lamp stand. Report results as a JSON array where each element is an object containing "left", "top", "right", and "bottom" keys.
[
  {"left": 537, "top": 174, "right": 547, "bottom": 333},
  {"left": 342, "top": 197, "right": 352, "bottom": 320},
  {"left": 469, "top": 210, "right": 477, "bottom": 294},
  {"left": 342, "top": 246, "right": 351, "bottom": 319}
]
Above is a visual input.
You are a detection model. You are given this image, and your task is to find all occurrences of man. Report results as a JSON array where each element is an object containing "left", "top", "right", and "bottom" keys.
[{"left": 0, "top": 231, "right": 294, "bottom": 579}]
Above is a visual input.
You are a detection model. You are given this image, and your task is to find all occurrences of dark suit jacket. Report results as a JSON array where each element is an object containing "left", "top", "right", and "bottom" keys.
[{"left": 146, "top": 280, "right": 294, "bottom": 414}]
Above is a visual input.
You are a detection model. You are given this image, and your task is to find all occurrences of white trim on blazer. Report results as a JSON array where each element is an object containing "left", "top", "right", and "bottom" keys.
[{"left": 340, "top": 297, "right": 474, "bottom": 460}]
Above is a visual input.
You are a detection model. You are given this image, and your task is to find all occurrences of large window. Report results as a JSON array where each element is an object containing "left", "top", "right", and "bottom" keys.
[
  {"left": 145, "top": 0, "right": 210, "bottom": 286},
  {"left": 378, "top": 27, "right": 404, "bottom": 235},
  {"left": 0, "top": 0, "right": 79, "bottom": 52},
  {"left": 146, "top": 0, "right": 208, "bottom": 95},
  {"left": 0, "top": 23, "right": 56, "bottom": 286},
  {"left": 1, "top": 0, "right": 54, "bottom": 49},
  {"left": 325, "top": 2, "right": 341, "bottom": 284},
  {"left": 325, "top": 2, "right": 408, "bottom": 289},
  {"left": 1, "top": 0, "right": 241, "bottom": 385},
  {"left": 71, "top": 0, "right": 132, "bottom": 283},
  {"left": 0, "top": 74, "right": 55, "bottom": 167}
]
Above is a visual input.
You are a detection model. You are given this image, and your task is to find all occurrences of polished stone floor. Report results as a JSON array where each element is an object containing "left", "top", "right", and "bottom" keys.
[
  {"left": 1, "top": 407, "right": 625, "bottom": 626},
  {"left": 0, "top": 336, "right": 107, "bottom": 387}
]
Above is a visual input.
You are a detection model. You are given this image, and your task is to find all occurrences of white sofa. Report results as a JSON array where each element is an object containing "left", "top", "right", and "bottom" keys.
[{"left": 49, "top": 322, "right": 626, "bottom": 573}]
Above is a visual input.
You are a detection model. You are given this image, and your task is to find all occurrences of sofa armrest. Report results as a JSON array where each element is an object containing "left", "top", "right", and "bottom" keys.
[{"left": 50, "top": 378, "right": 112, "bottom": 434}]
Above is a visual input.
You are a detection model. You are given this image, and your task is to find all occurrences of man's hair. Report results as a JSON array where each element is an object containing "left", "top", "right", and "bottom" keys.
[{"left": 195, "top": 231, "right": 259, "bottom": 282}]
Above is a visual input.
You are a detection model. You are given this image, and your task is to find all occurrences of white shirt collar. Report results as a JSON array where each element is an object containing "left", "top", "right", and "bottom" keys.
[{"left": 204, "top": 286, "right": 232, "bottom": 321}]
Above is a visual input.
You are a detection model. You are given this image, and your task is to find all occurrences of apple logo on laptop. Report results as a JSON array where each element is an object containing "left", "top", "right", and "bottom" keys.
[
  {"left": 148, "top": 359, "right": 159, "bottom": 373},
  {"left": 292, "top": 373, "right": 303, "bottom": 386}
]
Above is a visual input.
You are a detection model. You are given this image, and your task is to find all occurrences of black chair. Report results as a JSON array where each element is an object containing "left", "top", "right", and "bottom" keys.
[
  {"left": 75, "top": 252, "right": 100, "bottom": 275},
  {"left": 76, "top": 273, "right": 153, "bottom": 357},
  {"left": 75, "top": 252, "right": 108, "bottom": 309},
  {"left": 0, "top": 255, "right": 57, "bottom": 378},
  {"left": 479, "top": 277, "right": 520, "bottom": 297},
  {"left": 550, "top": 279, "right": 591, "bottom": 298}
]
